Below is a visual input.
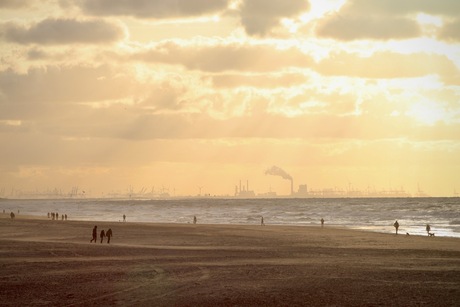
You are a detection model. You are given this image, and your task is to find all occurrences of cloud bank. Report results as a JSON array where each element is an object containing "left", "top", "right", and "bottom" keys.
[
  {"left": 1, "top": 18, "right": 125, "bottom": 45},
  {"left": 67, "top": 0, "right": 230, "bottom": 19}
]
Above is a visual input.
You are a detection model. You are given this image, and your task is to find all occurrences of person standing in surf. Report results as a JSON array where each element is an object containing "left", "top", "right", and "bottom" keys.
[{"left": 393, "top": 220, "right": 399, "bottom": 235}]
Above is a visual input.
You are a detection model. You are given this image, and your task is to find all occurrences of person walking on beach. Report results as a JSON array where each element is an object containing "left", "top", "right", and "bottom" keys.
[
  {"left": 393, "top": 220, "right": 399, "bottom": 235},
  {"left": 193, "top": 216, "right": 197, "bottom": 224},
  {"left": 261, "top": 216, "right": 265, "bottom": 226},
  {"left": 100, "top": 229, "right": 105, "bottom": 243},
  {"left": 321, "top": 218, "right": 324, "bottom": 227},
  {"left": 123, "top": 214, "right": 126, "bottom": 222},
  {"left": 106, "top": 228, "right": 113, "bottom": 244},
  {"left": 90, "top": 226, "right": 97, "bottom": 243},
  {"left": 426, "top": 224, "right": 431, "bottom": 236}
]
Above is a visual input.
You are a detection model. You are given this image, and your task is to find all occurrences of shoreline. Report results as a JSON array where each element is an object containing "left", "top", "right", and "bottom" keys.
[
  {"left": 1, "top": 217, "right": 460, "bottom": 305},
  {"left": 2, "top": 212, "right": 459, "bottom": 239}
]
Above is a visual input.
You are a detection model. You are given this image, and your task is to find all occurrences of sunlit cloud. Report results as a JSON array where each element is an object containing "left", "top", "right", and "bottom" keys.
[{"left": 0, "top": 0, "right": 459, "bottom": 196}]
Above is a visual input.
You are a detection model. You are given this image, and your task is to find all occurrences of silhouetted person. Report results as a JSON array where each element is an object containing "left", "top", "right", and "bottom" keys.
[
  {"left": 261, "top": 216, "right": 265, "bottom": 226},
  {"left": 10, "top": 212, "right": 15, "bottom": 219},
  {"left": 193, "top": 216, "right": 197, "bottom": 224},
  {"left": 393, "top": 220, "right": 399, "bottom": 235},
  {"left": 123, "top": 214, "right": 126, "bottom": 222},
  {"left": 90, "top": 226, "right": 97, "bottom": 243},
  {"left": 47, "top": 212, "right": 50, "bottom": 218},
  {"left": 321, "top": 218, "right": 324, "bottom": 227},
  {"left": 61, "top": 215, "right": 64, "bottom": 221},
  {"left": 65, "top": 214, "right": 67, "bottom": 221},
  {"left": 56, "top": 213, "right": 59, "bottom": 220},
  {"left": 100, "top": 229, "right": 105, "bottom": 243},
  {"left": 106, "top": 228, "right": 113, "bottom": 244},
  {"left": 426, "top": 224, "right": 431, "bottom": 236}
]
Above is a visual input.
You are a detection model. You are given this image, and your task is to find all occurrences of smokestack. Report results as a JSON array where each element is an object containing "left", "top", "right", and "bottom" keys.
[{"left": 265, "top": 165, "right": 293, "bottom": 195}]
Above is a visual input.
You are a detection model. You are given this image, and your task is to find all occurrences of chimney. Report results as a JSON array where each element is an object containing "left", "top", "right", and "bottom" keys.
[{"left": 291, "top": 179, "right": 294, "bottom": 195}]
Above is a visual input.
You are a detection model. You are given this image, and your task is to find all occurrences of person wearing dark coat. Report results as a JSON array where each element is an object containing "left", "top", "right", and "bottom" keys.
[
  {"left": 100, "top": 229, "right": 105, "bottom": 243},
  {"left": 393, "top": 220, "right": 399, "bottom": 235},
  {"left": 106, "top": 228, "right": 113, "bottom": 244},
  {"left": 90, "top": 226, "right": 97, "bottom": 243}
]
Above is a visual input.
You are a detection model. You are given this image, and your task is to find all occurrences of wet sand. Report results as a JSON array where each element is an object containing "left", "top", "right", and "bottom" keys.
[{"left": 1, "top": 215, "right": 459, "bottom": 306}]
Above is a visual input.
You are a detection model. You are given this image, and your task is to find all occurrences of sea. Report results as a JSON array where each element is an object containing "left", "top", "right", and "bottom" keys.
[{"left": 1, "top": 197, "right": 459, "bottom": 238}]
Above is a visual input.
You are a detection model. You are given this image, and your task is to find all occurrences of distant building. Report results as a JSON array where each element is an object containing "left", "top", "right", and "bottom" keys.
[{"left": 235, "top": 180, "right": 256, "bottom": 198}]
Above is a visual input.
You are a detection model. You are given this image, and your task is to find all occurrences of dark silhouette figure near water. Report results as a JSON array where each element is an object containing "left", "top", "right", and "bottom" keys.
[
  {"left": 426, "top": 224, "right": 431, "bottom": 236},
  {"left": 90, "top": 226, "right": 97, "bottom": 243},
  {"left": 100, "top": 230, "right": 105, "bottom": 243},
  {"left": 261, "top": 216, "right": 265, "bottom": 226},
  {"left": 106, "top": 228, "right": 113, "bottom": 244},
  {"left": 123, "top": 214, "right": 126, "bottom": 222},
  {"left": 193, "top": 216, "right": 197, "bottom": 224},
  {"left": 394, "top": 220, "right": 399, "bottom": 235},
  {"left": 321, "top": 218, "right": 324, "bottom": 227},
  {"left": 10, "top": 212, "right": 15, "bottom": 219}
]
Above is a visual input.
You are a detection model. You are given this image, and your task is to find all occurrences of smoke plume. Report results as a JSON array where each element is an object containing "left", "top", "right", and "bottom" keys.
[{"left": 265, "top": 165, "right": 292, "bottom": 181}]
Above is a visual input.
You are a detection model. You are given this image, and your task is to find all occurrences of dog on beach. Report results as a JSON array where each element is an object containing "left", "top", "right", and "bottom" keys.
[
  {"left": 406, "top": 232, "right": 410, "bottom": 236},
  {"left": 428, "top": 232, "right": 435, "bottom": 237}
]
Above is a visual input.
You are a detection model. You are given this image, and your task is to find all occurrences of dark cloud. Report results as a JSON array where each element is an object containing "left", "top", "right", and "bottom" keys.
[
  {"left": 0, "top": 0, "right": 32, "bottom": 9},
  {"left": 130, "top": 42, "right": 459, "bottom": 83},
  {"left": 316, "top": 0, "right": 460, "bottom": 41},
  {"left": 132, "top": 42, "right": 314, "bottom": 72},
  {"left": 68, "top": 0, "right": 230, "bottom": 19},
  {"left": 239, "top": 0, "right": 309, "bottom": 36},
  {"left": 438, "top": 19, "right": 460, "bottom": 42},
  {"left": 1, "top": 18, "right": 125, "bottom": 45},
  {"left": 26, "top": 48, "right": 49, "bottom": 60},
  {"left": 317, "top": 16, "right": 420, "bottom": 41},
  {"left": 337, "top": 0, "right": 460, "bottom": 17},
  {"left": 0, "top": 65, "right": 136, "bottom": 110}
]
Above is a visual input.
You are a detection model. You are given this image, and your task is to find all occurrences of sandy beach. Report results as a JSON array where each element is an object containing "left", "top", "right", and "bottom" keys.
[{"left": 1, "top": 215, "right": 459, "bottom": 306}]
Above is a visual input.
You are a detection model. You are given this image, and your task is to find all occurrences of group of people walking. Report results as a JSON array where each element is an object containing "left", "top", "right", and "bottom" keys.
[
  {"left": 48, "top": 212, "right": 67, "bottom": 221},
  {"left": 90, "top": 226, "right": 113, "bottom": 244}
]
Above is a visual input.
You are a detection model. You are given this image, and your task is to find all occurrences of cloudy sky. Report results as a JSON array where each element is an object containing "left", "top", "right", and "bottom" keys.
[{"left": 1, "top": 0, "right": 459, "bottom": 197}]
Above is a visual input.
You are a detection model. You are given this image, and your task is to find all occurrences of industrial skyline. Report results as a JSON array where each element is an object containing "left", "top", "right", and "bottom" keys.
[{"left": 1, "top": 167, "right": 440, "bottom": 199}]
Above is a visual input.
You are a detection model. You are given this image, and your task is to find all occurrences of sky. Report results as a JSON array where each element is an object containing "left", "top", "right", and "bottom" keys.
[{"left": 0, "top": 0, "right": 459, "bottom": 197}]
